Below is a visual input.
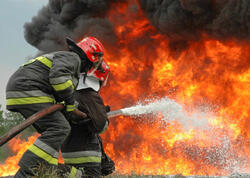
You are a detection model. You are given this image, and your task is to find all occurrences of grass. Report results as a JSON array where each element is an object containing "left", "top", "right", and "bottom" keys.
[
  {"left": 28, "top": 166, "right": 187, "bottom": 178},
  {"left": 5, "top": 172, "right": 250, "bottom": 178},
  {"left": 29, "top": 163, "right": 69, "bottom": 178},
  {"left": 106, "top": 173, "right": 186, "bottom": 178},
  {"left": 14, "top": 164, "right": 250, "bottom": 178}
]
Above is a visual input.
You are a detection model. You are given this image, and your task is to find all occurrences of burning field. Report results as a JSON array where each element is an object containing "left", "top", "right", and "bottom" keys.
[{"left": 0, "top": 0, "right": 250, "bottom": 177}]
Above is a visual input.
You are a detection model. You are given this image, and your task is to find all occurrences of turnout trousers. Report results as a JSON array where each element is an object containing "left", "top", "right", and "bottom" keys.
[
  {"left": 61, "top": 123, "right": 115, "bottom": 178},
  {"left": 61, "top": 123, "right": 102, "bottom": 178},
  {"left": 14, "top": 103, "right": 71, "bottom": 177}
]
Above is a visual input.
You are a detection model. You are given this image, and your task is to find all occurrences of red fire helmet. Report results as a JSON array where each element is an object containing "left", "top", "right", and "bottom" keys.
[
  {"left": 77, "top": 36, "right": 104, "bottom": 63},
  {"left": 88, "top": 60, "right": 110, "bottom": 86}
]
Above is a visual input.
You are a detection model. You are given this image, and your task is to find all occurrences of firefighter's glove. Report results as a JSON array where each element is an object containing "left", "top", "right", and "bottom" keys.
[
  {"left": 101, "top": 154, "right": 115, "bottom": 176},
  {"left": 105, "top": 105, "right": 111, "bottom": 113},
  {"left": 97, "top": 135, "right": 115, "bottom": 176},
  {"left": 99, "top": 135, "right": 115, "bottom": 176},
  {"left": 70, "top": 103, "right": 91, "bottom": 125},
  {"left": 100, "top": 119, "right": 109, "bottom": 134}
]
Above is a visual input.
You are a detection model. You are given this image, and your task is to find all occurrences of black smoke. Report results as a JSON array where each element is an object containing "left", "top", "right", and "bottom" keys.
[
  {"left": 24, "top": 0, "right": 250, "bottom": 54},
  {"left": 138, "top": 0, "right": 250, "bottom": 43},
  {"left": 24, "top": 0, "right": 126, "bottom": 53}
]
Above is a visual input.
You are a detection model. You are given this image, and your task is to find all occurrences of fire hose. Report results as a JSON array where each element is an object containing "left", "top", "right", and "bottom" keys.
[{"left": 0, "top": 104, "right": 124, "bottom": 147}]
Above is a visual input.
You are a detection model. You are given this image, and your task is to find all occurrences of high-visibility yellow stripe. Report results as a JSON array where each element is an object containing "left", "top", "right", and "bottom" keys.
[
  {"left": 34, "top": 139, "right": 59, "bottom": 158},
  {"left": 50, "top": 76, "right": 72, "bottom": 85},
  {"left": 52, "top": 80, "right": 74, "bottom": 91},
  {"left": 64, "top": 156, "right": 101, "bottom": 164},
  {"left": 28, "top": 145, "right": 58, "bottom": 165},
  {"left": 66, "top": 105, "right": 75, "bottom": 112},
  {"left": 6, "top": 96, "right": 55, "bottom": 106},
  {"left": 22, "top": 56, "right": 52, "bottom": 68},
  {"left": 6, "top": 90, "right": 53, "bottom": 98},
  {"left": 62, "top": 150, "right": 101, "bottom": 158},
  {"left": 36, "top": 56, "right": 53, "bottom": 68},
  {"left": 23, "top": 59, "right": 36, "bottom": 66}
]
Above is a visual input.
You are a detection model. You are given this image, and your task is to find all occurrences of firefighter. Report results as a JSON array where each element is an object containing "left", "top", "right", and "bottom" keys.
[
  {"left": 60, "top": 59, "right": 115, "bottom": 178},
  {"left": 5, "top": 36, "right": 105, "bottom": 177}
]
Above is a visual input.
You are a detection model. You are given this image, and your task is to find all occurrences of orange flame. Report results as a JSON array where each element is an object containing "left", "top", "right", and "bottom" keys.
[
  {"left": 0, "top": 134, "right": 38, "bottom": 176},
  {"left": 100, "top": 0, "right": 250, "bottom": 176},
  {"left": 1, "top": 0, "right": 250, "bottom": 176}
]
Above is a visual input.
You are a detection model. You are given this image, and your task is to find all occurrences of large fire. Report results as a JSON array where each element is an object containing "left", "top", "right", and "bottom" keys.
[
  {"left": 101, "top": 0, "right": 250, "bottom": 176},
  {"left": 0, "top": 0, "right": 249, "bottom": 176}
]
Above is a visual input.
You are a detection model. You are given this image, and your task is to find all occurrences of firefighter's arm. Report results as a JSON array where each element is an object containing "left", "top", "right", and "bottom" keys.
[
  {"left": 86, "top": 93, "right": 109, "bottom": 134},
  {"left": 47, "top": 52, "right": 81, "bottom": 112},
  {"left": 77, "top": 102, "right": 109, "bottom": 134},
  {"left": 73, "top": 90, "right": 109, "bottom": 133}
]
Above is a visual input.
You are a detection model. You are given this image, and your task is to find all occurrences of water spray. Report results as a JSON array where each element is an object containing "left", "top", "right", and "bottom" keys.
[
  {"left": 107, "top": 97, "right": 250, "bottom": 173},
  {"left": 108, "top": 97, "right": 212, "bottom": 130},
  {"left": 108, "top": 97, "right": 183, "bottom": 118}
]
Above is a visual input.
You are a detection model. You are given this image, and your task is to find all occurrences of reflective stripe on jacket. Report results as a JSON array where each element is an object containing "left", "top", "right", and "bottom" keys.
[{"left": 6, "top": 90, "right": 55, "bottom": 106}]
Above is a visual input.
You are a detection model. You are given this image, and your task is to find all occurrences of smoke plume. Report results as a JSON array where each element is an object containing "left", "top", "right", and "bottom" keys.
[
  {"left": 138, "top": 0, "right": 250, "bottom": 42},
  {"left": 24, "top": 0, "right": 250, "bottom": 53},
  {"left": 24, "top": 0, "right": 126, "bottom": 53}
]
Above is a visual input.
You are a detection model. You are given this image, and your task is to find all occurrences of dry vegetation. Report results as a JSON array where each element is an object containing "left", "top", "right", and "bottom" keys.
[{"left": 2, "top": 173, "right": 250, "bottom": 178}]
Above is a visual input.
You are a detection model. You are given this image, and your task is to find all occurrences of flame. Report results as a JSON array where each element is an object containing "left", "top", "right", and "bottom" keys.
[
  {"left": 100, "top": 0, "right": 250, "bottom": 176},
  {"left": 0, "top": 134, "right": 38, "bottom": 176},
  {"left": 1, "top": 0, "right": 250, "bottom": 176},
  {"left": 0, "top": 133, "right": 65, "bottom": 176}
]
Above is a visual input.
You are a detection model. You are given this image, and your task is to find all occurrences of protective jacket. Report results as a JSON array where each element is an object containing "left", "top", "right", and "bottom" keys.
[
  {"left": 6, "top": 51, "right": 81, "bottom": 111},
  {"left": 61, "top": 88, "right": 114, "bottom": 177}
]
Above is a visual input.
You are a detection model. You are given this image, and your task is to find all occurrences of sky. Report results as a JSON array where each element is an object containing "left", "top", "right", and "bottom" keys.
[{"left": 0, "top": 0, "right": 48, "bottom": 109}]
